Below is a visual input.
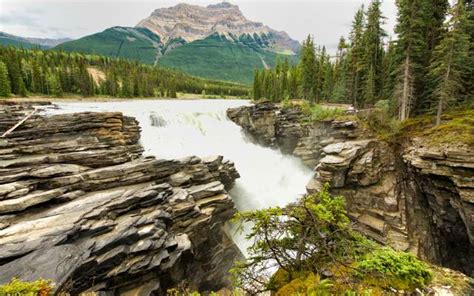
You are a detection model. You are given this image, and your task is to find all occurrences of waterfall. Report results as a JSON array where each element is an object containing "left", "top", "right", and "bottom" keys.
[{"left": 48, "top": 99, "right": 314, "bottom": 253}]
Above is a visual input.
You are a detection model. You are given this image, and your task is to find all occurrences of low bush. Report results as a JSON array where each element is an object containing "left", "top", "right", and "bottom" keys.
[
  {"left": 0, "top": 278, "right": 52, "bottom": 296},
  {"left": 355, "top": 247, "right": 433, "bottom": 290},
  {"left": 275, "top": 273, "right": 333, "bottom": 296}
]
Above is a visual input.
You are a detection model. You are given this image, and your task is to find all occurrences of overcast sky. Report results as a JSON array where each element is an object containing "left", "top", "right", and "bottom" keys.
[{"left": 0, "top": 0, "right": 397, "bottom": 53}]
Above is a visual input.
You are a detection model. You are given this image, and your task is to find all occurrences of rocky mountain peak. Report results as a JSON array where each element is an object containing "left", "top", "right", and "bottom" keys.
[
  {"left": 207, "top": 2, "right": 235, "bottom": 9},
  {"left": 136, "top": 2, "right": 300, "bottom": 54}
]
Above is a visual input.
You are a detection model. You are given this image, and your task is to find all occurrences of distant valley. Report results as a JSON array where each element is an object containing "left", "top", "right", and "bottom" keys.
[{"left": 0, "top": 31, "right": 71, "bottom": 49}]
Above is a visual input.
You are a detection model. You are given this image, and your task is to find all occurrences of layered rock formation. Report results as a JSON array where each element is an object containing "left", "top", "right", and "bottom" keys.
[
  {"left": 0, "top": 103, "right": 242, "bottom": 294},
  {"left": 227, "top": 102, "right": 474, "bottom": 276},
  {"left": 136, "top": 2, "right": 300, "bottom": 54}
]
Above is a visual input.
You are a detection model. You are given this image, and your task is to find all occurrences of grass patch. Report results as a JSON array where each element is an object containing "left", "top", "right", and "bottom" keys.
[
  {"left": 400, "top": 109, "right": 474, "bottom": 146},
  {"left": 295, "top": 101, "right": 346, "bottom": 122}
]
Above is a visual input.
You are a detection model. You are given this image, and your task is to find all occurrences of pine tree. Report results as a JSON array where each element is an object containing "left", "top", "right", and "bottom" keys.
[
  {"left": 394, "top": 0, "right": 431, "bottom": 120},
  {"left": 461, "top": 0, "right": 474, "bottom": 104},
  {"left": 169, "top": 79, "right": 177, "bottom": 98},
  {"left": 120, "top": 75, "right": 132, "bottom": 98},
  {"left": 332, "top": 37, "right": 349, "bottom": 103},
  {"left": 300, "top": 35, "right": 317, "bottom": 102},
  {"left": 0, "top": 61, "right": 11, "bottom": 97},
  {"left": 348, "top": 6, "right": 366, "bottom": 107},
  {"left": 360, "top": 0, "right": 386, "bottom": 106},
  {"left": 31, "top": 60, "right": 43, "bottom": 94},
  {"left": 5, "top": 53, "right": 25, "bottom": 95},
  {"left": 47, "top": 72, "right": 63, "bottom": 97},
  {"left": 253, "top": 69, "right": 261, "bottom": 100},
  {"left": 381, "top": 40, "right": 399, "bottom": 113},
  {"left": 428, "top": 0, "right": 472, "bottom": 125},
  {"left": 288, "top": 66, "right": 299, "bottom": 99}
]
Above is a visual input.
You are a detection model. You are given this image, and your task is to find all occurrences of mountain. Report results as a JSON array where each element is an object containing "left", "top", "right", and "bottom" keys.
[
  {"left": 0, "top": 32, "right": 71, "bottom": 49},
  {"left": 55, "top": 2, "right": 300, "bottom": 84},
  {"left": 136, "top": 2, "right": 300, "bottom": 54},
  {"left": 55, "top": 27, "right": 162, "bottom": 65}
]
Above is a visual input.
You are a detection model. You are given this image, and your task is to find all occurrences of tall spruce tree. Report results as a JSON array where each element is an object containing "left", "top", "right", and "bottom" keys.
[
  {"left": 361, "top": 0, "right": 386, "bottom": 106},
  {"left": 428, "top": 0, "right": 472, "bottom": 125},
  {"left": 288, "top": 66, "right": 299, "bottom": 99},
  {"left": 348, "top": 6, "right": 366, "bottom": 107},
  {"left": 253, "top": 69, "right": 261, "bottom": 100},
  {"left": 300, "top": 35, "right": 317, "bottom": 102},
  {"left": 332, "top": 37, "right": 349, "bottom": 103},
  {"left": 0, "top": 61, "right": 11, "bottom": 97},
  {"left": 394, "top": 0, "right": 431, "bottom": 120}
]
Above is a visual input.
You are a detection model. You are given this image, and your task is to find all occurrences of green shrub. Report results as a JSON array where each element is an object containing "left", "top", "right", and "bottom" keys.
[
  {"left": 374, "top": 100, "right": 389, "bottom": 113},
  {"left": 300, "top": 103, "right": 346, "bottom": 122},
  {"left": 0, "top": 278, "right": 52, "bottom": 296},
  {"left": 355, "top": 247, "right": 433, "bottom": 290},
  {"left": 276, "top": 273, "right": 333, "bottom": 296},
  {"left": 281, "top": 98, "right": 293, "bottom": 110}
]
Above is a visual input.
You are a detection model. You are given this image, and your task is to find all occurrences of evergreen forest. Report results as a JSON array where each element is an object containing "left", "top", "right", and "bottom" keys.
[
  {"left": 253, "top": 0, "right": 473, "bottom": 123},
  {"left": 0, "top": 47, "right": 250, "bottom": 98}
]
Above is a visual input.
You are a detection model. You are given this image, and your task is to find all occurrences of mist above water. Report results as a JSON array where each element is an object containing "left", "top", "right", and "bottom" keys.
[{"left": 48, "top": 99, "right": 314, "bottom": 251}]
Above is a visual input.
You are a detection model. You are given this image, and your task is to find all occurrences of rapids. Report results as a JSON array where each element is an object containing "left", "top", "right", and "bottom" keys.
[{"left": 47, "top": 99, "right": 313, "bottom": 252}]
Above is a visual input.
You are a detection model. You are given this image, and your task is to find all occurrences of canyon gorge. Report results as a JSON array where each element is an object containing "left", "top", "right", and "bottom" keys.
[{"left": 0, "top": 100, "right": 472, "bottom": 295}]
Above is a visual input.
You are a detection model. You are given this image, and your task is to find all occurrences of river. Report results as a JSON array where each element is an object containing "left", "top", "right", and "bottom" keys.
[{"left": 46, "top": 99, "right": 314, "bottom": 252}]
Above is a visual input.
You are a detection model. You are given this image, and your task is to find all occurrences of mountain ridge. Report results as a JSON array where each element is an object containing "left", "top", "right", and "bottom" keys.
[{"left": 0, "top": 31, "right": 71, "bottom": 49}]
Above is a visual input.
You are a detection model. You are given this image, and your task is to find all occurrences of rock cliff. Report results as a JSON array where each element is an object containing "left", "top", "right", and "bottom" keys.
[
  {"left": 0, "top": 103, "right": 242, "bottom": 294},
  {"left": 227, "top": 102, "right": 474, "bottom": 276}
]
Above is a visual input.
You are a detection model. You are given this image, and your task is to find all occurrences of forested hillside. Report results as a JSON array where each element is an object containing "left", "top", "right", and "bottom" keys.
[
  {"left": 253, "top": 0, "right": 473, "bottom": 124},
  {"left": 0, "top": 47, "right": 249, "bottom": 98},
  {"left": 55, "top": 27, "right": 163, "bottom": 65},
  {"left": 159, "top": 33, "right": 287, "bottom": 84}
]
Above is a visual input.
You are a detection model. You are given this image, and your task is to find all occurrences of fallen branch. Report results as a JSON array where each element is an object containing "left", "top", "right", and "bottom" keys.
[{"left": 1, "top": 109, "right": 37, "bottom": 138}]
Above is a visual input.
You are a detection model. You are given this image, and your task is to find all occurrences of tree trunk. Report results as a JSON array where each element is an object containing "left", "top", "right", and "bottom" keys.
[
  {"left": 400, "top": 54, "right": 411, "bottom": 121},
  {"left": 436, "top": 43, "right": 453, "bottom": 126}
]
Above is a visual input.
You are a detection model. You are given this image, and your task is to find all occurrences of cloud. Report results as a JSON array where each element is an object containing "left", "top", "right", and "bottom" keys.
[{"left": 0, "top": 11, "right": 38, "bottom": 26}]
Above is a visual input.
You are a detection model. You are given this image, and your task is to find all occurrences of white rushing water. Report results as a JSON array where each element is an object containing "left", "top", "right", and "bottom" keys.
[{"left": 47, "top": 99, "right": 314, "bottom": 252}]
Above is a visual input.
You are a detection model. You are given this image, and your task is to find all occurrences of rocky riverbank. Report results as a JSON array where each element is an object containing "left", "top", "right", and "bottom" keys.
[
  {"left": 0, "top": 102, "right": 242, "bottom": 294},
  {"left": 227, "top": 102, "right": 474, "bottom": 276}
]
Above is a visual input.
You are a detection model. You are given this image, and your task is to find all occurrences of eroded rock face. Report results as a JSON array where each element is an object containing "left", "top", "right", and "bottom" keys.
[
  {"left": 0, "top": 103, "right": 242, "bottom": 294},
  {"left": 227, "top": 102, "right": 474, "bottom": 276},
  {"left": 403, "top": 141, "right": 474, "bottom": 274}
]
